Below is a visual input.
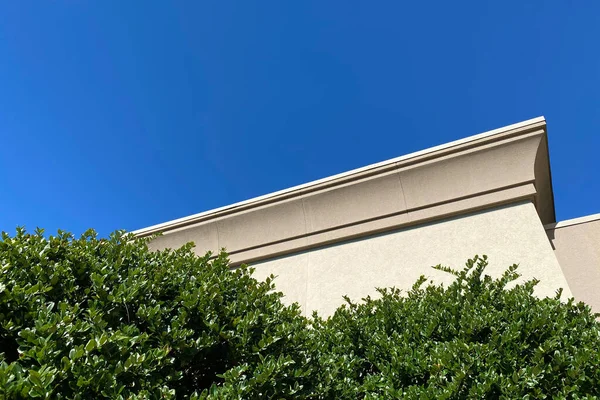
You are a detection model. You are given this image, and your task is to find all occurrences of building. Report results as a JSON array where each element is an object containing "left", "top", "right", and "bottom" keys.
[{"left": 134, "top": 117, "right": 600, "bottom": 316}]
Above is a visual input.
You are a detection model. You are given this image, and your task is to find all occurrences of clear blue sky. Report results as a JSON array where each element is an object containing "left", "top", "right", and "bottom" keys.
[{"left": 1, "top": 2, "right": 599, "bottom": 237}]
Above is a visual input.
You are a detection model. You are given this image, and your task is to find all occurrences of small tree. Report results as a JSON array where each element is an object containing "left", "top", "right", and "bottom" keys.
[{"left": 1, "top": 229, "right": 599, "bottom": 398}]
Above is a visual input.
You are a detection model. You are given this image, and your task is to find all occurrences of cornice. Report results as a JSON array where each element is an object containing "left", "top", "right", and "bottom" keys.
[
  {"left": 135, "top": 117, "right": 555, "bottom": 264},
  {"left": 545, "top": 213, "right": 600, "bottom": 230}
]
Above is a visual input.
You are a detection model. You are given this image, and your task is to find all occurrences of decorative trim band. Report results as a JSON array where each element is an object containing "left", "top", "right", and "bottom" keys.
[{"left": 136, "top": 118, "right": 554, "bottom": 265}]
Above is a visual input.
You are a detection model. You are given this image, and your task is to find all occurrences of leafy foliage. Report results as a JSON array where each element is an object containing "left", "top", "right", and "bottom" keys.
[
  {"left": 1, "top": 228, "right": 599, "bottom": 398},
  {"left": 309, "top": 256, "right": 600, "bottom": 398},
  {"left": 0, "top": 229, "right": 311, "bottom": 399}
]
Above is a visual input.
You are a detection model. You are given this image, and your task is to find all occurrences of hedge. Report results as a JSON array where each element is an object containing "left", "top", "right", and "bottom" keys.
[{"left": 0, "top": 228, "right": 599, "bottom": 399}]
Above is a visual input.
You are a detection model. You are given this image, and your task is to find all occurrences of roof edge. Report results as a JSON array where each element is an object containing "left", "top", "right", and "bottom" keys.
[
  {"left": 545, "top": 213, "right": 600, "bottom": 230},
  {"left": 134, "top": 116, "right": 546, "bottom": 236}
]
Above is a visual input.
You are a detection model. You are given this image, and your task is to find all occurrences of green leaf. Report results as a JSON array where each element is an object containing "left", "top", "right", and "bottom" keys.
[
  {"left": 85, "top": 339, "right": 96, "bottom": 353},
  {"left": 28, "top": 370, "right": 43, "bottom": 387}
]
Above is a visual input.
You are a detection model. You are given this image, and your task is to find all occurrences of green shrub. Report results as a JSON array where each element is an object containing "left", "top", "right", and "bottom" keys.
[
  {"left": 0, "top": 229, "right": 312, "bottom": 399},
  {"left": 309, "top": 256, "right": 600, "bottom": 398},
  {"left": 1, "top": 228, "right": 599, "bottom": 399}
]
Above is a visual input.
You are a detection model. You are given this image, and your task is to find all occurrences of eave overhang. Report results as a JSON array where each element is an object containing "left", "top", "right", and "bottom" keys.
[{"left": 134, "top": 117, "right": 555, "bottom": 264}]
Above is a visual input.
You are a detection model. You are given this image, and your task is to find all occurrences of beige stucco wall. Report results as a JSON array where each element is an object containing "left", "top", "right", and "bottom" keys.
[
  {"left": 141, "top": 118, "right": 555, "bottom": 268},
  {"left": 138, "top": 118, "right": 591, "bottom": 316},
  {"left": 546, "top": 217, "right": 600, "bottom": 312},
  {"left": 251, "top": 201, "right": 571, "bottom": 316},
  {"left": 135, "top": 117, "right": 600, "bottom": 316}
]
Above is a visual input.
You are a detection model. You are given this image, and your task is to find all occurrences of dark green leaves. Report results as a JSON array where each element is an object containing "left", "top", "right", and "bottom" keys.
[
  {"left": 309, "top": 255, "right": 600, "bottom": 398},
  {"left": 0, "top": 229, "right": 599, "bottom": 399},
  {"left": 0, "top": 229, "right": 310, "bottom": 399}
]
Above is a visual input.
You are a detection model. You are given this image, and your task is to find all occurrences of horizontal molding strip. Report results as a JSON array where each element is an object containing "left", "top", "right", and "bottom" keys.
[
  {"left": 134, "top": 117, "right": 546, "bottom": 236},
  {"left": 226, "top": 184, "right": 538, "bottom": 265},
  {"left": 137, "top": 117, "right": 555, "bottom": 265},
  {"left": 545, "top": 213, "right": 600, "bottom": 230}
]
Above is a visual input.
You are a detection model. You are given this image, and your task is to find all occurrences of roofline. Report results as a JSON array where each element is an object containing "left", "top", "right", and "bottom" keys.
[
  {"left": 545, "top": 213, "right": 600, "bottom": 230},
  {"left": 133, "top": 116, "right": 546, "bottom": 236}
]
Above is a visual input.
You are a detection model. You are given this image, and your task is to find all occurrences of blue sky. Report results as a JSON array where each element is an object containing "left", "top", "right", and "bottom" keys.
[{"left": 1, "top": 2, "right": 599, "bottom": 237}]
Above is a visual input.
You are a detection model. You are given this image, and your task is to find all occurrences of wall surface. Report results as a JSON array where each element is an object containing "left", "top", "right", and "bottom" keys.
[
  {"left": 546, "top": 216, "right": 600, "bottom": 312},
  {"left": 143, "top": 118, "right": 555, "bottom": 267},
  {"left": 138, "top": 118, "right": 598, "bottom": 316},
  {"left": 251, "top": 202, "right": 571, "bottom": 316}
]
